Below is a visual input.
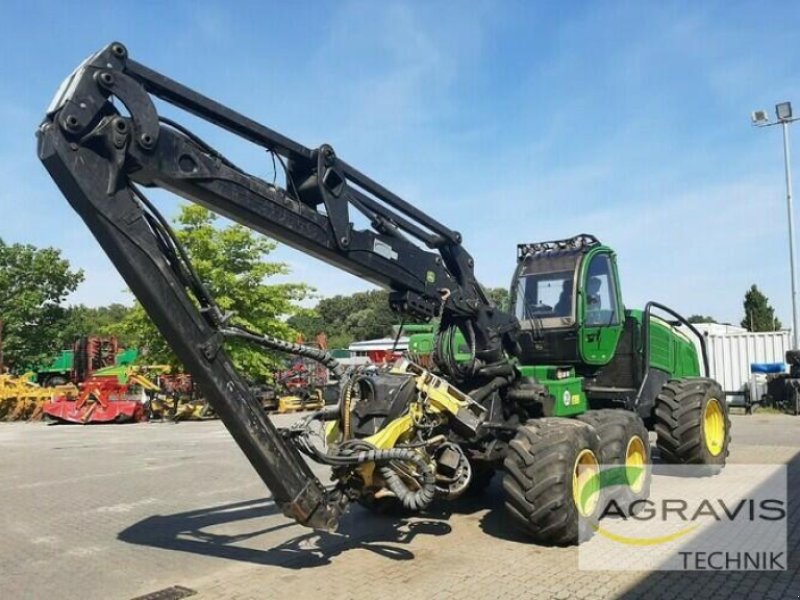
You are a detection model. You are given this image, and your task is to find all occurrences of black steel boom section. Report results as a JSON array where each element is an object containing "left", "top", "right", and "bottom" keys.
[{"left": 37, "top": 42, "right": 519, "bottom": 529}]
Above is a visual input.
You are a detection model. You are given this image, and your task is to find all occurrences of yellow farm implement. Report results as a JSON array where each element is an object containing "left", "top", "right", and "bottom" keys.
[{"left": 0, "top": 374, "right": 77, "bottom": 421}]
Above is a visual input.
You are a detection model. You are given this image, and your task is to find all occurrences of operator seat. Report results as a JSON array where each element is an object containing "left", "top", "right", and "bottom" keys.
[{"left": 554, "top": 279, "right": 573, "bottom": 316}]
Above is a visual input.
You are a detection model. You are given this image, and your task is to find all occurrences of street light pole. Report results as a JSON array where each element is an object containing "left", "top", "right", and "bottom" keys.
[
  {"left": 781, "top": 120, "right": 799, "bottom": 348},
  {"left": 751, "top": 102, "right": 800, "bottom": 348}
]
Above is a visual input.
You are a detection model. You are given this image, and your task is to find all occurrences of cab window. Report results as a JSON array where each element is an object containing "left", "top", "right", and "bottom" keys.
[
  {"left": 584, "top": 254, "right": 619, "bottom": 326},
  {"left": 515, "top": 271, "right": 574, "bottom": 320}
]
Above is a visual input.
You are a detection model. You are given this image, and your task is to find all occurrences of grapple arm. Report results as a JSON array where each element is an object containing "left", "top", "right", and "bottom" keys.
[{"left": 37, "top": 42, "right": 520, "bottom": 529}]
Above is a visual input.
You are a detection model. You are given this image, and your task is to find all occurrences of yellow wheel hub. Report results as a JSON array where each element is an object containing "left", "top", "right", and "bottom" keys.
[
  {"left": 703, "top": 398, "right": 725, "bottom": 456},
  {"left": 572, "top": 448, "right": 600, "bottom": 517},
  {"left": 625, "top": 435, "right": 646, "bottom": 493}
]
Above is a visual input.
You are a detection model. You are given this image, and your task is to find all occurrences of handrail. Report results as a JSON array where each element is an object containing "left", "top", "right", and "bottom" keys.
[{"left": 635, "top": 301, "right": 710, "bottom": 406}]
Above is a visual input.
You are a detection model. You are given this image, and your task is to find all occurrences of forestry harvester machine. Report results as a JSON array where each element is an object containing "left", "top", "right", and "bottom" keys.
[{"left": 37, "top": 43, "right": 730, "bottom": 544}]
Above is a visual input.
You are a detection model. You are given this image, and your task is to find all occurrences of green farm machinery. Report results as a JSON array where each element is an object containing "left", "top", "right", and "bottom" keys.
[{"left": 39, "top": 43, "right": 730, "bottom": 544}]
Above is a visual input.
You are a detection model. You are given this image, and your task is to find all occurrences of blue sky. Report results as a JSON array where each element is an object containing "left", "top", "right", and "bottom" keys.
[{"left": 1, "top": 1, "right": 799, "bottom": 326}]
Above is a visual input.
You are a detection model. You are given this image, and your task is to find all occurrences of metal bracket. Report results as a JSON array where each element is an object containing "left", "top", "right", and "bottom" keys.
[
  {"left": 317, "top": 146, "right": 351, "bottom": 249},
  {"left": 95, "top": 69, "right": 160, "bottom": 151}
]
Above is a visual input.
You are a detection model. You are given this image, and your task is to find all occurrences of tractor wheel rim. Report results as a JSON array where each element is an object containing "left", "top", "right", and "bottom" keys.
[
  {"left": 625, "top": 435, "right": 646, "bottom": 493},
  {"left": 703, "top": 398, "right": 725, "bottom": 457},
  {"left": 572, "top": 448, "right": 600, "bottom": 517}
]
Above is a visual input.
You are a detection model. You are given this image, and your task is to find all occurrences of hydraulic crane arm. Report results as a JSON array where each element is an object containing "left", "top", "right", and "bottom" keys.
[{"left": 37, "top": 42, "right": 520, "bottom": 530}]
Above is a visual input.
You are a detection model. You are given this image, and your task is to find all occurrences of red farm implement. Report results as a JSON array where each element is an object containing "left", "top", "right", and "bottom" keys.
[{"left": 43, "top": 375, "right": 151, "bottom": 424}]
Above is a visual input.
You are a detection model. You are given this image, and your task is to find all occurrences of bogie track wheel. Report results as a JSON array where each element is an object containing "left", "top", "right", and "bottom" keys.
[
  {"left": 577, "top": 409, "right": 651, "bottom": 513},
  {"left": 502, "top": 418, "right": 601, "bottom": 545}
]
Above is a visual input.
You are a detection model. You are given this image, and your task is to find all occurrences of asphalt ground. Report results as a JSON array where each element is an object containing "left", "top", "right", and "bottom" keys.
[{"left": 1, "top": 413, "right": 798, "bottom": 600}]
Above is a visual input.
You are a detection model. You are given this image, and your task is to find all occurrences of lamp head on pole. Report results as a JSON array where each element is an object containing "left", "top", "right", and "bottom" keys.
[
  {"left": 751, "top": 109, "right": 770, "bottom": 126},
  {"left": 776, "top": 101, "right": 793, "bottom": 121}
]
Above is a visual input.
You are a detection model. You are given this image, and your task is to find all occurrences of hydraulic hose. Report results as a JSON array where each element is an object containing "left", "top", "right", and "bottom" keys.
[
  {"left": 379, "top": 460, "right": 436, "bottom": 511},
  {"left": 470, "top": 375, "right": 513, "bottom": 404},
  {"left": 221, "top": 326, "right": 344, "bottom": 379},
  {"left": 357, "top": 448, "right": 436, "bottom": 511},
  {"left": 434, "top": 319, "right": 477, "bottom": 384},
  {"left": 343, "top": 444, "right": 436, "bottom": 510},
  {"left": 297, "top": 437, "right": 437, "bottom": 511}
]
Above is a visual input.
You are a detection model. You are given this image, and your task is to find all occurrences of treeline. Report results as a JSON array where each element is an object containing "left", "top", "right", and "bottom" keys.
[
  {"left": 687, "top": 285, "right": 781, "bottom": 332},
  {"left": 288, "top": 287, "right": 510, "bottom": 350},
  {"left": 288, "top": 290, "right": 415, "bottom": 350},
  {"left": 1, "top": 206, "right": 507, "bottom": 380},
  {"left": 1, "top": 237, "right": 89, "bottom": 370},
  {"left": 6, "top": 208, "right": 782, "bottom": 379},
  {"left": 0, "top": 206, "right": 307, "bottom": 378},
  {"left": 0, "top": 235, "right": 135, "bottom": 370}
]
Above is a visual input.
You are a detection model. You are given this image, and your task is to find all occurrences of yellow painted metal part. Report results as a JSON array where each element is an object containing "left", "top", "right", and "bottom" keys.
[
  {"left": 359, "top": 411, "right": 421, "bottom": 487},
  {"left": 625, "top": 435, "right": 646, "bottom": 493},
  {"left": 127, "top": 373, "right": 161, "bottom": 392},
  {"left": 325, "top": 419, "right": 340, "bottom": 445},
  {"left": 340, "top": 360, "right": 476, "bottom": 489},
  {"left": 572, "top": 448, "right": 600, "bottom": 517},
  {"left": 364, "top": 411, "right": 418, "bottom": 449},
  {"left": 703, "top": 397, "right": 725, "bottom": 456},
  {"left": 173, "top": 401, "right": 210, "bottom": 421},
  {"left": 278, "top": 390, "right": 324, "bottom": 413},
  {"left": 360, "top": 361, "right": 472, "bottom": 452},
  {"left": 390, "top": 360, "right": 474, "bottom": 418}
]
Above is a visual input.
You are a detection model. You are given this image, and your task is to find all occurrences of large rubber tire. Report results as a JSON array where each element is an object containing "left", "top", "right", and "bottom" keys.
[
  {"left": 654, "top": 378, "right": 731, "bottom": 472},
  {"left": 786, "top": 381, "right": 800, "bottom": 416},
  {"left": 502, "top": 418, "right": 601, "bottom": 546},
  {"left": 576, "top": 409, "right": 651, "bottom": 513}
]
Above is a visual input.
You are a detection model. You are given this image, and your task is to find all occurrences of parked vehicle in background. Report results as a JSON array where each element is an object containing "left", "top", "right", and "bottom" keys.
[{"left": 34, "top": 337, "right": 137, "bottom": 387}]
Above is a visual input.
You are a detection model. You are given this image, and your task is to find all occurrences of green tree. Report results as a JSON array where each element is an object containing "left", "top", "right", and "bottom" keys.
[
  {"left": 0, "top": 238, "right": 84, "bottom": 371},
  {"left": 318, "top": 290, "right": 398, "bottom": 344},
  {"left": 688, "top": 314, "right": 717, "bottom": 324},
  {"left": 58, "top": 303, "right": 134, "bottom": 347},
  {"left": 486, "top": 286, "right": 510, "bottom": 311},
  {"left": 121, "top": 205, "right": 310, "bottom": 380},
  {"left": 285, "top": 307, "right": 324, "bottom": 343},
  {"left": 290, "top": 286, "right": 508, "bottom": 350},
  {"left": 740, "top": 285, "right": 782, "bottom": 332},
  {"left": 289, "top": 290, "right": 420, "bottom": 349}
]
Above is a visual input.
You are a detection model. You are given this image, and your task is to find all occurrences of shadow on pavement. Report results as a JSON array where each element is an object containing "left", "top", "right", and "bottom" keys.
[{"left": 118, "top": 497, "right": 453, "bottom": 569}]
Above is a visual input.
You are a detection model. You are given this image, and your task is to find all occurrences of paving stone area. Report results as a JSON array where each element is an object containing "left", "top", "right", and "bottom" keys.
[{"left": 1, "top": 414, "right": 797, "bottom": 600}]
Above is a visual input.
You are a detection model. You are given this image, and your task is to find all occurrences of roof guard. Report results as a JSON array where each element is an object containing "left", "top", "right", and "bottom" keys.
[{"left": 516, "top": 234, "right": 600, "bottom": 261}]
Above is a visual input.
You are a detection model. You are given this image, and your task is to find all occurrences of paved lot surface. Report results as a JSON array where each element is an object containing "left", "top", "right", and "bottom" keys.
[{"left": 1, "top": 414, "right": 798, "bottom": 600}]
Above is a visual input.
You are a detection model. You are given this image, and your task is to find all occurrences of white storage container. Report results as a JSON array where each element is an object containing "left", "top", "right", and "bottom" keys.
[{"left": 683, "top": 327, "right": 791, "bottom": 392}]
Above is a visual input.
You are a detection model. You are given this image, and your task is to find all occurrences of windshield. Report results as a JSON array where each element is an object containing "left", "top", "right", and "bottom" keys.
[
  {"left": 513, "top": 254, "right": 579, "bottom": 326},
  {"left": 515, "top": 270, "right": 574, "bottom": 318}
]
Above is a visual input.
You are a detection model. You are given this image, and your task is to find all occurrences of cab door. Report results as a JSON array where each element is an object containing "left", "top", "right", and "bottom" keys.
[{"left": 579, "top": 250, "right": 624, "bottom": 365}]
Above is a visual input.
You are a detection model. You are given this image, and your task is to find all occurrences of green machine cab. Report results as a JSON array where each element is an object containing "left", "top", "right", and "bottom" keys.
[
  {"left": 410, "top": 234, "right": 728, "bottom": 467},
  {"left": 508, "top": 234, "right": 705, "bottom": 422}
]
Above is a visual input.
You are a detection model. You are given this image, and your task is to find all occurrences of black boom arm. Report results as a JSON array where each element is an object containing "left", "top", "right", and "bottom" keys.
[{"left": 37, "top": 42, "right": 520, "bottom": 529}]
